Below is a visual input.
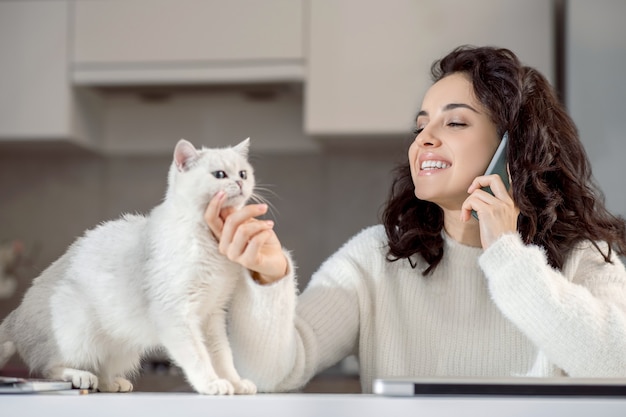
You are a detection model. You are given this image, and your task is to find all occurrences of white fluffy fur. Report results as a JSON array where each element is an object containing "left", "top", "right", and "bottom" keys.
[{"left": 0, "top": 138, "right": 257, "bottom": 395}]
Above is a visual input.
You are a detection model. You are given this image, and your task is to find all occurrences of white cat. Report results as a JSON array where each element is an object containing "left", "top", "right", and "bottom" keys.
[{"left": 0, "top": 138, "right": 258, "bottom": 395}]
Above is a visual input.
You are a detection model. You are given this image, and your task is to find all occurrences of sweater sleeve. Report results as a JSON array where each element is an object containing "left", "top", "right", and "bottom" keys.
[
  {"left": 479, "top": 233, "right": 626, "bottom": 377},
  {"left": 227, "top": 249, "right": 300, "bottom": 391},
  {"left": 228, "top": 233, "right": 365, "bottom": 391}
]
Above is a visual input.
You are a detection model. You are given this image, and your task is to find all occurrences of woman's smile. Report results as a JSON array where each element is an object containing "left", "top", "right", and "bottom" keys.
[{"left": 418, "top": 152, "right": 452, "bottom": 176}]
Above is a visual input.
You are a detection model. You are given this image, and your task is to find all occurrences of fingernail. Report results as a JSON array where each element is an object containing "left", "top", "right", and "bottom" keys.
[{"left": 266, "top": 220, "right": 274, "bottom": 227}]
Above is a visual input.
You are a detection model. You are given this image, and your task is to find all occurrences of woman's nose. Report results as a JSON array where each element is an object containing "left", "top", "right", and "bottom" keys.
[{"left": 415, "top": 128, "right": 441, "bottom": 148}]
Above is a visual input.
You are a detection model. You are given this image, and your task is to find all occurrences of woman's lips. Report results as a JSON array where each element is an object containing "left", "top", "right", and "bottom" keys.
[{"left": 418, "top": 156, "right": 452, "bottom": 176}]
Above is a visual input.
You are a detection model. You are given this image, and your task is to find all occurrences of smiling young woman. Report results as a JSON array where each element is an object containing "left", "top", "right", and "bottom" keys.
[{"left": 205, "top": 45, "right": 626, "bottom": 394}]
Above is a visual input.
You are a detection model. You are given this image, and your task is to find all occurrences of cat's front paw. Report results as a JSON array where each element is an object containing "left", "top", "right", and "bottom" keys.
[
  {"left": 98, "top": 377, "right": 134, "bottom": 393},
  {"left": 232, "top": 378, "right": 257, "bottom": 395},
  {"left": 197, "top": 378, "right": 234, "bottom": 395},
  {"left": 53, "top": 368, "right": 98, "bottom": 390}
]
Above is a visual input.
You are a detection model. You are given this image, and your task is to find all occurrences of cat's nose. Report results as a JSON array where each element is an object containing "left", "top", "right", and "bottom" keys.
[{"left": 236, "top": 180, "right": 243, "bottom": 189}]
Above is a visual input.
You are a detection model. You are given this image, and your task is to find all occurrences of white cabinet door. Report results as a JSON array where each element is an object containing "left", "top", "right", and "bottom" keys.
[
  {"left": 72, "top": 0, "right": 305, "bottom": 86},
  {"left": 0, "top": 1, "right": 73, "bottom": 140},
  {"left": 306, "top": 0, "right": 554, "bottom": 136}
]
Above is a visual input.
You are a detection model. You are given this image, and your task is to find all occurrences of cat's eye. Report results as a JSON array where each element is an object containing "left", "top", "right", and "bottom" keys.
[
  {"left": 212, "top": 170, "right": 227, "bottom": 179},
  {"left": 239, "top": 170, "right": 247, "bottom": 180}
]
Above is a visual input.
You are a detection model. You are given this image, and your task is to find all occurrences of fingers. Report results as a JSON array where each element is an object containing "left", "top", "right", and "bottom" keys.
[
  {"left": 467, "top": 174, "right": 509, "bottom": 198},
  {"left": 244, "top": 228, "right": 275, "bottom": 259},
  {"left": 225, "top": 218, "right": 274, "bottom": 262},
  {"left": 236, "top": 228, "right": 276, "bottom": 269},
  {"left": 204, "top": 191, "right": 227, "bottom": 239},
  {"left": 462, "top": 174, "right": 520, "bottom": 248},
  {"left": 205, "top": 193, "right": 274, "bottom": 265},
  {"left": 461, "top": 174, "right": 514, "bottom": 223},
  {"left": 220, "top": 204, "right": 268, "bottom": 244},
  {"left": 204, "top": 191, "right": 266, "bottom": 242},
  {"left": 460, "top": 190, "right": 493, "bottom": 222},
  {"left": 204, "top": 193, "right": 286, "bottom": 281}
]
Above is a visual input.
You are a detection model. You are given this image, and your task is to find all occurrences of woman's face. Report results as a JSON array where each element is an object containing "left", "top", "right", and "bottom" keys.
[{"left": 408, "top": 72, "right": 500, "bottom": 211}]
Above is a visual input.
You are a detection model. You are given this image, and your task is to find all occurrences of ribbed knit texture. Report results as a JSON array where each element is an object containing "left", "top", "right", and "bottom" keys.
[{"left": 228, "top": 226, "right": 626, "bottom": 393}]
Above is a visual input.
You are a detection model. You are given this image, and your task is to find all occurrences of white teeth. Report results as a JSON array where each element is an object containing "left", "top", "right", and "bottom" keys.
[{"left": 421, "top": 160, "right": 450, "bottom": 170}]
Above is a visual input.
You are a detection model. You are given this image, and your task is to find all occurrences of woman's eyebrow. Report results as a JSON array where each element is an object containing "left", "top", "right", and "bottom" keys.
[
  {"left": 444, "top": 103, "right": 480, "bottom": 113},
  {"left": 416, "top": 103, "right": 480, "bottom": 120}
]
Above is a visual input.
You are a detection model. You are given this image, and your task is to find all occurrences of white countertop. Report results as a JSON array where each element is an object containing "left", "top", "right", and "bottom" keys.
[{"left": 3, "top": 392, "right": 626, "bottom": 417}]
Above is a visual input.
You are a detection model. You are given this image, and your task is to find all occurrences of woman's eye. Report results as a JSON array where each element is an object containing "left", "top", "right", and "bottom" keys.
[
  {"left": 412, "top": 127, "right": 424, "bottom": 136},
  {"left": 212, "top": 170, "right": 227, "bottom": 179},
  {"left": 448, "top": 122, "right": 466, "bottom": 128},
  {"left": 239, "top": 170, "right": 247, "bottom": 180}
]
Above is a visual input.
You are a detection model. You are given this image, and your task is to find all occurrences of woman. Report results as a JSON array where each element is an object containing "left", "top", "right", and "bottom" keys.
[{"left": 205, "top": 46, "right": 626, "bottom": 393}]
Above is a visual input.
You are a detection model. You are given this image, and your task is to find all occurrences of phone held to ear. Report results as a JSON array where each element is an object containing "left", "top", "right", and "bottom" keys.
[{"left": 471, "top": 132, "right": 510, "bottom": 220}]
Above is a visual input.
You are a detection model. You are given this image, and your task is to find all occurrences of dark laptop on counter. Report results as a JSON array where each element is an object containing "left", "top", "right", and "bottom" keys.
[{"left": 373, "top": 376, "right": 626, "bottom": 397}]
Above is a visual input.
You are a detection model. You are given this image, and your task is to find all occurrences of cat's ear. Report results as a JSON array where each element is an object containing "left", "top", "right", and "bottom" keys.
[
  {"left": 174, "top": 139, "right": 199, "bottom": 172},
  {"left": 233, "top": 137, "right": 250, "bottom": 159}
]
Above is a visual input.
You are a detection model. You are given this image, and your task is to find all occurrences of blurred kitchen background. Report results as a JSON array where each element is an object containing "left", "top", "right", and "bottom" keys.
[{"left": 1, "top": 0, "right": 624, "bottom": 393}]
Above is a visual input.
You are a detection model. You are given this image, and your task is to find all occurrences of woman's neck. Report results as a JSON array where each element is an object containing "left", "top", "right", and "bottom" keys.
[{"left": 442, "top": 208, "right": 482, "bottom": 248}]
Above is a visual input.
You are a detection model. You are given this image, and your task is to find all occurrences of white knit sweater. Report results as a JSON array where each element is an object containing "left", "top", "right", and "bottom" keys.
[{"left": 228, "top": 225, "right": 626, "bottom": 393}]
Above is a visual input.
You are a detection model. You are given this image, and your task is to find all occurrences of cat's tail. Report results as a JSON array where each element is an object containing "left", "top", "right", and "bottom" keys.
[{"left": 0, "top": 313, "right": 17, "bottom": 369}]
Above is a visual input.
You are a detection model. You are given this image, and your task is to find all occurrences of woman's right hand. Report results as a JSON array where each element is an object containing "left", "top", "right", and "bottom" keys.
[
  {"left": 461, "top": 173, "right": 519, "bottom": 249},
  {"left": 204, "top": 191, "right": 288, "bottom": 285}
]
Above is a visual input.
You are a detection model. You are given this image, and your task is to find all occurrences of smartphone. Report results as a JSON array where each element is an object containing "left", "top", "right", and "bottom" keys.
[{"left": 471, "top": 132, "right": 510, "bottom": 220}]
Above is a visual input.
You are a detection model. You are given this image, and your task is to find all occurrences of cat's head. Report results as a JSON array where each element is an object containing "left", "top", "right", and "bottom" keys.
[{"left": 166, "top": 138, "right": 254, "bottom": 210}]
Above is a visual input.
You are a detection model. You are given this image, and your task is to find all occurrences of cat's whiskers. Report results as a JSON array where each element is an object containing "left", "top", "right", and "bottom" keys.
[{"left": 249, "top": 185, "right": 279, "bottom": 219}]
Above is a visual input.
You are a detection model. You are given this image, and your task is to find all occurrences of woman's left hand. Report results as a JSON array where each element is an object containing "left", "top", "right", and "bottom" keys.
[{"left": 461, "top": 174, "right": 520, "bottom": 249}]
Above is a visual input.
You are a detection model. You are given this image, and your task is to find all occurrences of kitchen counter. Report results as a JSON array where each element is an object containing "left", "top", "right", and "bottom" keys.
[{"left": 3, "top": 392, "right": 626, "bottom": 417}]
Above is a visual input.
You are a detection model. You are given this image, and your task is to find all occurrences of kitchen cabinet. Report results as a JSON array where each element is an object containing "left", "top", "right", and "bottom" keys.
[
  {"left": 71, "top": 0, "right": 305, "bottom": 86},
  {"left": 0, "top": 0, "right": 99, "bottom": 147},
  {"left": 0, "top": 1, "right": 76, "bottom": 142},
  {"left": 305, "top": 0, "right": 555, "bottom": 136}
]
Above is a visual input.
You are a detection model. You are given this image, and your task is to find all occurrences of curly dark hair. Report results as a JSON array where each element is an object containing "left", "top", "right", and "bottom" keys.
[{"left": 383, "top": 45, "right": 626, "bottom": 275}]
